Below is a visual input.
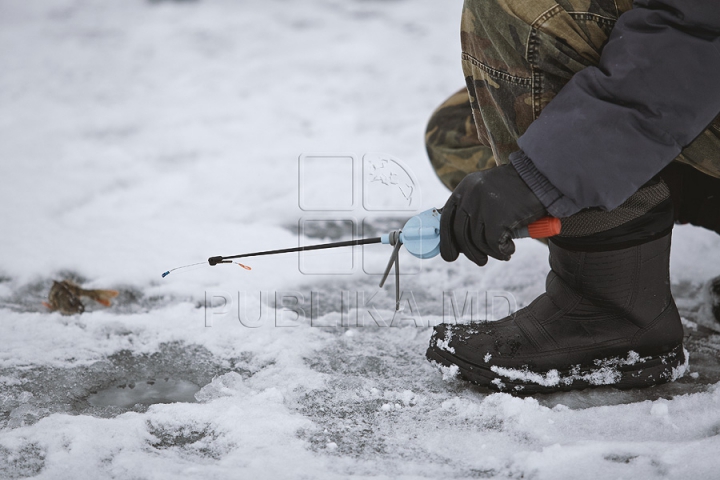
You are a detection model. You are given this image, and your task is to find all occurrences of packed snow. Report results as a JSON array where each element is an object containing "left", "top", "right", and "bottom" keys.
[{"left": 1, "top": 0, "right": 720, "bottom": 478}]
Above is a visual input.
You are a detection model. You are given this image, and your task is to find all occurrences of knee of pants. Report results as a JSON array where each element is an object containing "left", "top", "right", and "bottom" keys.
[{"left": 425, "top": 89, "right": 498, "bottom": 191}]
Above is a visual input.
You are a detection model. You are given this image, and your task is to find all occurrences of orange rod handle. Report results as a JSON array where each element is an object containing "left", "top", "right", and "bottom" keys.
[
  {"left": 512, "top": 217, "right": 562, "bottom": 239},
  {"left": 527, "top": 216, "right": 562, "bottom": 238}
]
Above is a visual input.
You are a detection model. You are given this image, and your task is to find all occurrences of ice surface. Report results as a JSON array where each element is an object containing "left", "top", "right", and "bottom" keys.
[{"left": 1, "top": 0, "right": 720, "bottom": 478}]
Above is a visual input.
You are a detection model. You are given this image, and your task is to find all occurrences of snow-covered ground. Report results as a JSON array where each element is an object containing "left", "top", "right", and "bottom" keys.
[{"left": 1, "top": 0, "right": 720, "bottom": 478}]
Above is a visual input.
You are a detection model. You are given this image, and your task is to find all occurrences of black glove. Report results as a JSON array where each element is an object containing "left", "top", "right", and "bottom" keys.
[{"left": 440, "top": 164, "right": 547, "bottom": 266}]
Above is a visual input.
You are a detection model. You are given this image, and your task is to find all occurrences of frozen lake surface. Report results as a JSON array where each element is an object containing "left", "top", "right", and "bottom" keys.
[{"left": 1, "top": 0, "right": 720, "bottom": 478}]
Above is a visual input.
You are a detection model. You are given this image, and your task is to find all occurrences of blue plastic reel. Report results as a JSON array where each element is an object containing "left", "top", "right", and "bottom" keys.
[{"left": 381, "top": 208, "right": 441, "bottom": 259}]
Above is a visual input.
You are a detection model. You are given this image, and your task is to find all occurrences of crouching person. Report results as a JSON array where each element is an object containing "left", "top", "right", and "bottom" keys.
[{"left": 425, "top": 0, "right": 720, "bottom": 393}]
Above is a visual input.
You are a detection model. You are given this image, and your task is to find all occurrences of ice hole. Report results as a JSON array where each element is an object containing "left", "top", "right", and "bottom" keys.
[{"left": 87, "top": 378, "right": 200, "bottom": 408}]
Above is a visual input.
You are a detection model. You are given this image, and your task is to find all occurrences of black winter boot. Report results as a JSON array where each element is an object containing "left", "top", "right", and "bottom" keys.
[{"left": 427, "top": 181, "right": 688, "bottom": 394}]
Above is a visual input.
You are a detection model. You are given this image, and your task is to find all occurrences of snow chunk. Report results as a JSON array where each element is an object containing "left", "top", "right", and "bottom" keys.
[
  {"left": 622, "top": 351, "right": 642, "bottom": 365},
  {"left": 429, "top": 361, "right": 459, "bottom": 381},
  {"left": 669, "top": 348, "right": 690, "bottom": 382},
  {"left": 194, "top": 372, "right": 249, "bottom": 403},
  {"left": 399, "top": 390, "right": 414, "bottom": 406},
  {"left": 491, "top": 378, "right": 506, "bottom": 390}
]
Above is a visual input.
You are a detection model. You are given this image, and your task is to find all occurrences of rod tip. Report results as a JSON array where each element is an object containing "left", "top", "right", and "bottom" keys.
[{"left": 161, "top": 271, "right": 170, "bottom": 278}]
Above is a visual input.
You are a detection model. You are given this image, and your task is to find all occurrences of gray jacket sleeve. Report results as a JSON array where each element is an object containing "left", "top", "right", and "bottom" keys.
[{"left": 511, "top": 0, "right": 720, "bottom": 218}]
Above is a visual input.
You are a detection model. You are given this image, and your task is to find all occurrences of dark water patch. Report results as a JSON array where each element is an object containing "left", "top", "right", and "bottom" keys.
[
  {"left": 0, "top": 342, "right": 232, "bottom": 428},
  {"left": 87, "top": 378, "right": 200, "bottom": 408}
]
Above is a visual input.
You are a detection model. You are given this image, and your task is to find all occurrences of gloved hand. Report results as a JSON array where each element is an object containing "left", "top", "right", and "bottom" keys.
[{"left": 440, "top": 163, "right": 547, "bottom": 266}]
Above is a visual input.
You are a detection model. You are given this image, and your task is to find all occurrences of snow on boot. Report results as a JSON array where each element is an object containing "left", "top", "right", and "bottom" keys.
[{"left": 427, "top": 180, "right": 688, "bottom": 394}]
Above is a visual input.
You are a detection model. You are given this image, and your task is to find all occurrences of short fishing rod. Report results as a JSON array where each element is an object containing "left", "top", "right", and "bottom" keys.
[
  {"left": 206, "top": 237, "right": 383, "bottom": 266},
  {"left": 162, "top": 208, "right": 562, "bottom": 310},
  {"left": 162, "top": 238, "right": 384, "bottom": 278},
  {"left": 203, "top": 211, "right": 561, "bottom": 267},
  {"left": 162, "top": 209, "right": 562, "bottom": 310}
]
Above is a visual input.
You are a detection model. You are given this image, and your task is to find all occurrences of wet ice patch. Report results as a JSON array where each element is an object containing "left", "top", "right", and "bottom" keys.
[
  {"left": 87, "top": 378, "right": 200, "bottom": 408},
  {"left": 0, "top": 342, "right": 229, "bottom": 430}
]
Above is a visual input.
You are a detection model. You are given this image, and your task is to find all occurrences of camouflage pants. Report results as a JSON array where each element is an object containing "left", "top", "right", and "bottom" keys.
[{"left": 427, "top": 0, "right": 720, "bottom": 192}]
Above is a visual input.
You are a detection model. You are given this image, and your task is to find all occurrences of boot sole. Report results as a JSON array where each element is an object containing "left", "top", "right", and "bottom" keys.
[{"left": 427, "top": 343, "right": 688, "bottom": 395}]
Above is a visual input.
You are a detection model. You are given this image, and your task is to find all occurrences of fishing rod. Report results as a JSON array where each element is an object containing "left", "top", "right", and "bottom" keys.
[
  {"left": 206, "top": 237, "right": 384, "bottom": 266},
  {"left": 163, "top": 209, "right": 562, "bottom": 311},
  {"left": 161, "top": 238, "right": 385, "bottom": 278}
]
